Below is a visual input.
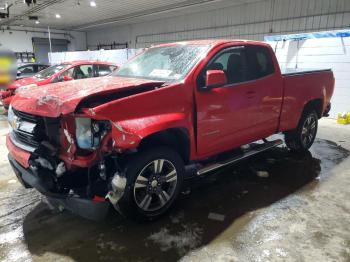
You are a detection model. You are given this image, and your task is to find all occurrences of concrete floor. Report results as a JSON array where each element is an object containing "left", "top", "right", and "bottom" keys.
[{"left": 0, "top": 109, "right": 349, "bottom": 262}]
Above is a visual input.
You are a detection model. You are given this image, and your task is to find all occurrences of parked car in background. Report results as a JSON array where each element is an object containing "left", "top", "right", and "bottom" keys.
[
  {"left": 0, "top": 60, "right": 118, "bottom": 109},
  {"left": 6, "top": 40, "right": 334, "bottom": 221},
  {"left": 16, "top": 63, "right": 50, "bottom": 79}
]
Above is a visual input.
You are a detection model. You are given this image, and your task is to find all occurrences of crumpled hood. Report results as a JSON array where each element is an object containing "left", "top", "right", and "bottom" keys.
[
  {"left": 8, "top": 76, "right": 44, "bottom": 90},
  {"left": 11, "top": 76, "right": 163, "bottom": 117}
]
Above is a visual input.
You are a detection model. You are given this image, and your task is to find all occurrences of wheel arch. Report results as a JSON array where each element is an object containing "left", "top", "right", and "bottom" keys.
[
  {"left": 303, "top": 98, "right": 323, "bottom": 119},
  {"left": 138, "top": 128, "right": 191, "bottom": 164}
]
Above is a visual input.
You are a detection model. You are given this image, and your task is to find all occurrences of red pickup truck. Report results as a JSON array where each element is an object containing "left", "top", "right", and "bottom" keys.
[
  {"left": 0, "top": 60, "right": 118, "bottom": 109},
  {"left": 7, "top": 40, "right": 334, "bottom": 220}
]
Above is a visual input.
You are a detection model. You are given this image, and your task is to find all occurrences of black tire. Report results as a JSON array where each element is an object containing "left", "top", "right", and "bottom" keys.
[
  {"left": 284, "top": 109, "right": 318, "bottom": 152},
  {"left": 118, "top": 146, "right": 184, "bottom": 221}
]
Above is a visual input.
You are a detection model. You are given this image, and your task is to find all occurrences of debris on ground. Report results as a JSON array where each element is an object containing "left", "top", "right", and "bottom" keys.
[
  {"left": 181, "top": 188, "right": 191, "bottom": 195},
  {"left": 208, "top": 212, "right": 225, "bottom": 222},
  {"left": 58, "top": 204, "right": 65, "bottom": 212},
  {"left": 147, "top": 224, "right": 203, "bottom": 255},
  {"left": 170, "top": 211, "right": 184, "bottom": 224},
  {"left": 256, "top": 171, "right": 270, "bottom": 178}
]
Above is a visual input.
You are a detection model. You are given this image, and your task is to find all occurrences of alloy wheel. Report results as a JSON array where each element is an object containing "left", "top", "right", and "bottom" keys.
[
  {"left": 301, "top": 114, "right": 317, "bottom": 147},
  {"left": 133, "top": 159, "right": 178, "bottom": 212}
]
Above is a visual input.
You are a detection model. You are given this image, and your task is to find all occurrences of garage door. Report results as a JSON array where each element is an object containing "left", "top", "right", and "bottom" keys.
[
  {"left": 266, "top": 30, "right": 350, "bottom": 118},
  {"left": 32, "top": 38, "right": 69, "bottom": 64}
]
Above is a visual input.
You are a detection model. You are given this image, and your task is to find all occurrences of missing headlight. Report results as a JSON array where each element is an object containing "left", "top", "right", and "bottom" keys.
[{"left": 75, "top": 117, "right": 111, "bottom": 149}]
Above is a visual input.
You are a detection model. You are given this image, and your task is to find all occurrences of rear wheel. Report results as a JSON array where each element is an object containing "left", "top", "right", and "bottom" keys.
[
  {"left": 118, "top": 146, "right": 184, "bottom": 221},
  {"left": 284, "top": 109, "right": 318, "bottom": 152}
]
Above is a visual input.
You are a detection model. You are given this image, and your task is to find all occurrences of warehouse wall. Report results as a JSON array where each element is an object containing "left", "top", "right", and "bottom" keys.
[
  {"left": 87, "top": 0, "right": 350, "bottom": 49},
  {"left": 0, "top": 26, "right": 87, "bottom": 52},
  {"left": 267, "top": 35, "right": 350, "bottom": 116}
]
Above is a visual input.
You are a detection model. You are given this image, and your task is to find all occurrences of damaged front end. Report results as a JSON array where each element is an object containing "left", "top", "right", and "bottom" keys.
[{"left": 7, "top": 105, "right": 127, "bottom": 220}]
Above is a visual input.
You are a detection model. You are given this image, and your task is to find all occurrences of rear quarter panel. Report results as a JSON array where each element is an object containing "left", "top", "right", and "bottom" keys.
[{"left": 279, "top": 70, "right": 334, "bottom": 131}]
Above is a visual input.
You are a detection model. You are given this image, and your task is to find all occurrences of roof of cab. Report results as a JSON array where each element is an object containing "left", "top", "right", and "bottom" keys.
[{"left": 154, "top": 39, "right": 271, "bottom": 48}]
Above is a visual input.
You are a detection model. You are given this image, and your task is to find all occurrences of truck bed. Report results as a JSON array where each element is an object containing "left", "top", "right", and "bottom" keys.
[
  {"left": 282, "top": 68, "right": 332, "bottom": 76},
  {"left": 279, "top": 67, "right": 334, "bottom": 132}
]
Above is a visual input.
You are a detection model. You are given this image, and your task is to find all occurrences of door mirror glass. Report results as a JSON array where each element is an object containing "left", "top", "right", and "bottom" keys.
[
  {"left": 63, "top": 75, "right": 73, "bottom": 81},
  {"left": 204, "top": 70, "right": 227, "bottom": 90}
]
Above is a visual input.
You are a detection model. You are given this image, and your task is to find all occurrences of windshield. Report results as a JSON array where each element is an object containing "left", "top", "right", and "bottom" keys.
[
  {"left": 35, "top": 64, "right": 70, "bottom": 79},
  {"left": 114, "top": 45, "right": 209, "bottom": 81}
]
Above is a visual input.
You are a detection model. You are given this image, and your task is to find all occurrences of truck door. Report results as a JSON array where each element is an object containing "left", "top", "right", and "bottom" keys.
[
  {"left": 245, "top": 45, "right": 283, "bottom": 136},
  {"left": 195, "top": 46, "right": 261, "bottom": 157}
]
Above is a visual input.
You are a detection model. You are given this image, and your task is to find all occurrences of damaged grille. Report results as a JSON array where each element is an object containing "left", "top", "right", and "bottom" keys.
[
  {"left": 13, "top": 129, "right": 40, "bottom": 148},
  {"left": 13, "top": 108, "right": 40, "bottom": 123},
  {"left": 10, "top": 107, "right": 60, "bottom": 152}
]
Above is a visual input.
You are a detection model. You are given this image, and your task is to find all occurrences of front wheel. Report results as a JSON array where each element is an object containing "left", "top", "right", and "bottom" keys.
[
  {"left": 284, "top": 109, "right": 318, "bottom": 152},
  {"left": 118, "top": 146, "right": 184, "bottom": 221}
]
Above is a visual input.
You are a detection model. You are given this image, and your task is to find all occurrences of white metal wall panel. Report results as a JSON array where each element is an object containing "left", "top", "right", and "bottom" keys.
[
  {"left": 268, "top": 36, "right": 350, "bottom": 117},
  {"left": 48, "top": 49, "right": 142, "bottom": 65},
  {"left": 87, "top": 0, "right": 350, "bottom": 49},
  {"left": 85, "top": 1, "right": 350, "bottom": 118}
]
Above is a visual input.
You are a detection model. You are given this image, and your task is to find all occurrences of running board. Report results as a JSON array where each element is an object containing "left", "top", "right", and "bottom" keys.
[{"left": 197, "top": 139, "right": 283, "bottom": 176}]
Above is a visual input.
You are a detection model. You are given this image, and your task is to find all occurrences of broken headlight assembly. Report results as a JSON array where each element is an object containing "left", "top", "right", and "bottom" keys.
[{"left": 75, "top": 117, "right": 110, "bottom": 149}]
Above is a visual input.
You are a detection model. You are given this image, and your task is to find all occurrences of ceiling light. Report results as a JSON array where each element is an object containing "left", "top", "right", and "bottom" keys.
[
  {"left": 35, "top": 20, "right": 40, "bottom": 24},
  {"left": 90, "top": 1, "right": 96, "bottom": 7},
  {"left": 55, "top": 13, "right": 61, "bottom": 18}
]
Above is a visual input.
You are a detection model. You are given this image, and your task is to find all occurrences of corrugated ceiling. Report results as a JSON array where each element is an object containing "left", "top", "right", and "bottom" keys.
[{"left": 0, "top": 0, "right": 256, "bottom": 30}]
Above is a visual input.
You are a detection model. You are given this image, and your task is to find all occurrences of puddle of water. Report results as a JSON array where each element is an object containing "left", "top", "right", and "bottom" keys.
[{"left": 0, "top": 138, "right": 349, "bottom": 261}]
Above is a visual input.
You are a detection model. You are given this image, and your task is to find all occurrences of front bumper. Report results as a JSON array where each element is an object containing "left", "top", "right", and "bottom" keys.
[{"left": 8, "top": 154, "right": 111, "bottom": 221}]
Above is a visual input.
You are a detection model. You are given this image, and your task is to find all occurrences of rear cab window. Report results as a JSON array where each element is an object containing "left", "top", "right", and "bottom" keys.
[{"left": 246, "top": 46, "right": 275, "bottom": 80}]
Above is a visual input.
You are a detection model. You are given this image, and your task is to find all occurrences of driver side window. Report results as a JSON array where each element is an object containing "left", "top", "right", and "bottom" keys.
[
  {"left": 55, "top": 68, "right": 74, "bottom": 82},
  {"left": 197, "top": 47, "right": 247, "bottom": 88},
  {"left": 76, "top": 65, "right": 94, "bottom": 79},
  {"left": 61, "top": 68, "right": 74, "bottom": 78}
]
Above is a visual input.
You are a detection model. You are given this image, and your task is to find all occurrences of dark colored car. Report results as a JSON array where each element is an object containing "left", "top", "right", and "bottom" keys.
[{"left": 16, "top": 63, "right": 50, "bottom": 79}]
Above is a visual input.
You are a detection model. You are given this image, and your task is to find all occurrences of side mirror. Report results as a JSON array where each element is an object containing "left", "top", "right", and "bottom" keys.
[
  {"left": 63, "top": 75, "right": 73, "bottom": 81},
  {"left": 17, "top": 71, "right": 21, "bottom": 77},
  {"left": 205, "top": 70, "right": 227, "bottom": 90}
]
